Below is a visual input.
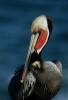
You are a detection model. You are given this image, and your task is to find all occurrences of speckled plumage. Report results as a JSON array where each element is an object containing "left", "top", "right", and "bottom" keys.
[{"left": 31, "top": 61, "right": 62, "bottom": 99}]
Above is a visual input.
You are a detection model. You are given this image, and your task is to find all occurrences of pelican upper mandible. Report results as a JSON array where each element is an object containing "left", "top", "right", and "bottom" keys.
[{"left": 8, "top": 15, "right": 62, "bottom": 100}]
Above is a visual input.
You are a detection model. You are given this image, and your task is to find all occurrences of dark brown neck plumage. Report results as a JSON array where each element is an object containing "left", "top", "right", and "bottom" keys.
[{"left": 28, "top": 51, "right": 42, "bottom": 70}]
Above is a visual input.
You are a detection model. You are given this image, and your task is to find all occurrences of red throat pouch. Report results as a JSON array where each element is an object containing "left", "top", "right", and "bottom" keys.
[{"left": 34, "top": 30, "right": 48, "bottom": 50}]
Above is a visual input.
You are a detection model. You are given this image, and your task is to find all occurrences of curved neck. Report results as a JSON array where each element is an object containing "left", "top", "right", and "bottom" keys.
[{"left": 28, "top": 51, "right": 42, "bottom": 69}]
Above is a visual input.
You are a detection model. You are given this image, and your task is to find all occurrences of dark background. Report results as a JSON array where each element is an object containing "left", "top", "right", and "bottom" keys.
[{"left": 0, "top": 0, "right": 68, "bottom": 100}]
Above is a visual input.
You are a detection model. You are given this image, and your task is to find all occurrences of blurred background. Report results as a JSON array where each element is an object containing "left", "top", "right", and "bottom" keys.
[{"left": 0, "top": 0, "right": 68, "bottom": 100}]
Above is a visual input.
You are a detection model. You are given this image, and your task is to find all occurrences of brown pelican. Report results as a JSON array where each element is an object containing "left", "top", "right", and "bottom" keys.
[{"left": 8, "top": 15, "right": 62, "bottom": 100}]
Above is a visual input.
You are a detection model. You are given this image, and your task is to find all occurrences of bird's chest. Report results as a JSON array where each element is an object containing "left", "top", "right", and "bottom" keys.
[
  {"left": 33, "top": 71, "right": 48, "bottom": 98},
  {"left": 33, "top": 78, "right": 47, "bottom": 98}
]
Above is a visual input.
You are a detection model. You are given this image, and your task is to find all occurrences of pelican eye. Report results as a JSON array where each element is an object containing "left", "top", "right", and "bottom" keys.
[
  {"left": 33, "top": 28, "right": 42, "bottom": 35},
  {"left": 33, "top": 30, "right": 41, "bottom": 35}
]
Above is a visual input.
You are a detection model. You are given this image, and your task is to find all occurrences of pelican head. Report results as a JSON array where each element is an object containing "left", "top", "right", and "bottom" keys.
[
  {"left": 30, "top": 15, "right": 53, "bottom": 54},
  {"left": 24, "top": 15, "right": 53, "bottom": 74}
]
